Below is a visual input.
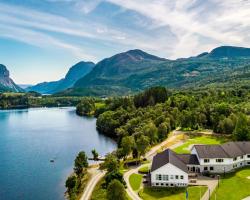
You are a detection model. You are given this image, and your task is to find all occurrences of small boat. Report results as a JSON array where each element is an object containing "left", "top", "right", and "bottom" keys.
[{"left": 50, "top": 159, "right": 55, "bottom": 163}]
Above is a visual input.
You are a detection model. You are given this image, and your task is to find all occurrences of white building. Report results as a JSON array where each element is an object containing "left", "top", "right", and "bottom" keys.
[{"left": 150, "top": 142, "right": 250, "bottom": 187}]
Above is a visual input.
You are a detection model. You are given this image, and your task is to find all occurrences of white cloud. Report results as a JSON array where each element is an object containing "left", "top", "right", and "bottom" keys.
[
  {"left": 105, "top": 0, "right": 250, "bottom": 58},
  {"left": 1, "top": 0, "right": 250, "bottom": 60}
]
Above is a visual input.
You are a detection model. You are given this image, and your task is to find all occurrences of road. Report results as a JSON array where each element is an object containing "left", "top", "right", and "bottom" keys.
[
  {"left": 124, "top": 131, "right": 185, "bottom": 200},
  {"left": 80, "top": 167, "right": 105, "bottom": 200},
  {"left": 81, "top": 131, "right": 185, "bottom": 200}
]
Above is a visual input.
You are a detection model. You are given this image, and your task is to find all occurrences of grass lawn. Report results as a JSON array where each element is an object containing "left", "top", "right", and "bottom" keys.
[
  {"left": 95, "top": 102, "right": 106, "bottom": 109},
  {"left": 173, "top": 135, "right": 227, "bottom": 154},
  {"left": 129, "top": 173, "right": 143, "bottom": 191},
  {"left": 139, "top": 165, "right": 150, "bottom": 173},
  {"left": 139, "top": 186, "right": 207, "bottom": 200},
  {"left": 211, "top": 167, "right": 250, "bottom": 200}
]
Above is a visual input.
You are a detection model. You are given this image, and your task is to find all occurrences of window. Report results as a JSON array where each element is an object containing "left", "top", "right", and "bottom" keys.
[
  {"left": 247, "top": 162, "right": 250, "bottom": 165},
  {"left": 156, "top": 174, "right": 162, "bottom": 181},
  {"left": 233, "top": 157, "right": 237, "bottom": 161},
  {"left": 204, "top": 159, "right": 210, "bottom": 163},
  {"left": 156, "top": 183, "right": 159, "bottom": 186},
  {"left": 175, "top": 175, "right": 179, "bottom": 179},
  {"left": 163, "top": 175, "right": 168, "bottom": 181},
  {"left": 210, "top": 167, "right": 214, "bottom": 171},
  {"left": 247, "top": 155, "right": 250, "bottom": 158},
  {"left": 241, "top": 156, "right": 243, "bottom": 159},
  {"left": 180, "top": 175, "right": 184, "bottom": 179},
  {"left": 204, "top": 167, "right": 208, "bottom": 171},
  {"left": 216, "top": 159, "right": 224, "bottom": 163},
  {"left": 170, "top": 175, "right": 174, "bottom": 179},
  {"left": 161, "top": 183, "right": 164, "bottom": 186}
]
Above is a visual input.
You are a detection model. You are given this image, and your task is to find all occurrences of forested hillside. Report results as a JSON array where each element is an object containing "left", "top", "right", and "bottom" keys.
[
  {"left": 77, "top": 86, "right": 250, "bottom": 158},
  {"left": 66, "top": 46, "right": 250, "bottom": 96}
]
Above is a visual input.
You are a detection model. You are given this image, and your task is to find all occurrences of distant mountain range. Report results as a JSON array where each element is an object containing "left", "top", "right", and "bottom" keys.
[
  {"left": 61, "top": 46, "right": 250, "bottom": 96},
  {"left": 26, "top": 61, "right": 94, "bottom": 94},
  {"left": 0, "top": 64, "right": 23, "bottom": 92},
  {"left": 1, "top": 46, "right": 250, "bottom": 96}
]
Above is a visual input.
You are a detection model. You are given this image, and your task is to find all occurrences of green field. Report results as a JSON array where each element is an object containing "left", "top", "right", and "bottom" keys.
[
  {"left": 139, "top": 186, "right": 207, "bottom": 200},
  {"left": 173, "top": 135, "right": 227, "bottom": 154},
  {"left": 211, "top": 167, "right": 250, "bottom": 200},
  {"left": 129, "top": 173, "right": 143, "bottom": 191},
  {"left": 139, "top": 165, "right": 150, "bottom": 174}
]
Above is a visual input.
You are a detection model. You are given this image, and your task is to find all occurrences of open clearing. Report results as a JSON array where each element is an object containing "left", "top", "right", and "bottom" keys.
[{"left": 173, "top": 135, "right": 227, "bottom": 154}]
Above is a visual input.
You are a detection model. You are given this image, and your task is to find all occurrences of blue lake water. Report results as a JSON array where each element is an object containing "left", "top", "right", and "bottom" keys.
[{"left": 0, "top": 107, "right": 117, "bottom": 200}]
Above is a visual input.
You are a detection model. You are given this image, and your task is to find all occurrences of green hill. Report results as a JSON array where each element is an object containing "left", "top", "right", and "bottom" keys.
[{"left": 64, "top": 46, "right": 250, "bottom": 96}]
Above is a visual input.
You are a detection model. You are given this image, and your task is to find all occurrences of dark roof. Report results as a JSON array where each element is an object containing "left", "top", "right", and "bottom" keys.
[
  {"left": 235, "top": 142, "right": 250, "bottom": 154},
  {"left": 221, "top": 142, "right": 244, "bottom": 157},
  {"left": 193, "top": 142, "right": 250, "bottom": 159},
  {"left": 151, "top": 149, "right": 188, "bottom": 173},
  {"left": 176, "top": 154, "right": 200, "bottom": 165},
  {"left": 193, "top": 145, "right": 229, "bottom": 158}
]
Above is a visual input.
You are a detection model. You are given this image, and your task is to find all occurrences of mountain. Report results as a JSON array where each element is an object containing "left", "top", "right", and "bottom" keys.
[
  {"left": 73, "top": 49, "right": 167, "bottom": 92},
  {"left": 62, "top": 46, "right": 250, "bottom": 96},
  {"left": 205, "top": 46, "right": 250, "bottom": 58},
  {"left": 0, "top": 64, "right": 23, "bottom": 92},
  {"left": 18, "top": 84, "right": 33, "bottom": 89},
  {"left": 27, "top": 61, "right": 95, "bottom": 94}
]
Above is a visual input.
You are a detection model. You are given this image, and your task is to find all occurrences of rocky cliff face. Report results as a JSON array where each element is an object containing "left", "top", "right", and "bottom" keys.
[{"left": 0, "top": 64, "right": 22, "bottom": 92}]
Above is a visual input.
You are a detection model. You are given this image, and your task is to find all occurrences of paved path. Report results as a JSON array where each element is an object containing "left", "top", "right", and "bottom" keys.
[
  {"left": 124, "top": 165, "right": 145, "bottom": 200},
  {"left": 124, "top": 132, "right": 185, "bottom": 200},
  {"left": 80, "top": 167, "right": 105, "bottom": 200},
  {"left": 190, "top": 176, "right": 218, "bottom": 200}
]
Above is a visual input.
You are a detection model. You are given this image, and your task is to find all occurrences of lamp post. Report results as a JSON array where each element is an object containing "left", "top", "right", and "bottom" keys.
[{"left": 217, "top": 174, "right": 220, "bottom": 187}]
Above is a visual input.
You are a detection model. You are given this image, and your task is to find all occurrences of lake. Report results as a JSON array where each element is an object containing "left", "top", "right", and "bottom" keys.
[{"left": 0, "top": 107, "right": 117, "bottom": 200}]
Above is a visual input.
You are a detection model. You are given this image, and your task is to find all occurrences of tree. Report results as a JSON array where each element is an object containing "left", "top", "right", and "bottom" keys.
[
  {"left": 65, "top": 174, "right": 77, "bottom": 191},
  {"left": 91, "top": 149, "right": 99, "bottom": 160},
  {"left": 233, "top": 114, "right": 250, "bottom": 141},
  {"left": 120, "top": 136, "right": 135, "bottom": 159},
  {"left": 102, "top": 153, "right": 119, "bottom": 173},
  {"left": 142, "top": 122, "right": 158, "bottom": 144},
  {"left": 105, "top": 171, "right": 126, "bottom": 187},
  {"left": 76, "top": 98, "right": 95, "bottom": 116},
  {"left": 107, "top": 180, "right": 127, "bottom": 200},
  {"left": 74, "top": 151, "right": 88, "bottom": 176},
  {"left": 136, "top": 135, "right": 150, "bottom": 158}
]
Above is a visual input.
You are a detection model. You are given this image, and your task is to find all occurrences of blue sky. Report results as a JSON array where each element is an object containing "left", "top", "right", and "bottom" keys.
[{"left": 0, "top": 0, "right": 250, "bottom": 84}]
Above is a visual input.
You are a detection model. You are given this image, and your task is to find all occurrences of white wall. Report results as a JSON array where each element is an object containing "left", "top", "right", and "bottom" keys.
[{"left": 151, "top": 163, "right": 188, "bottom": 187}]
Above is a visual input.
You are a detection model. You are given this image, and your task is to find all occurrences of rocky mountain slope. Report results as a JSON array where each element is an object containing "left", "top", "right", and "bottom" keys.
[{"left": 0, "top": 64, "right": 23, "bottom": 92}]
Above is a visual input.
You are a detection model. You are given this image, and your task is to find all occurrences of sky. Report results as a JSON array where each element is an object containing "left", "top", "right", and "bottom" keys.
[{"left": 0, "top": 0, "right": 250, "bottom": 84}]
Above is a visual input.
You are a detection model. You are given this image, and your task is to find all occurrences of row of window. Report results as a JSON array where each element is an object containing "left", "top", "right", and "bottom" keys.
[
  {"left": 204, "top": 159, "right": 223, "bottom": 163},
  {"left": 154, "top": 182, "right": 186, "bottom": 187},
  {"left": 204, "top": 155, "right": 250, "bottom": 163},
  {"left": 204, "top": 166, "right": 214, "bottom": 171},
  {"left": 156, "top": 174, "right": 184, "bottom": 181}
]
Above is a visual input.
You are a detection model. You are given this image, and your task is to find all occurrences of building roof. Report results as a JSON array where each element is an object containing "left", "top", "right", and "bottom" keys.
[
  {"left": 151, "top": 149, "right": 188, "bottom": 173},
  {"left": 176, "top": 154, "right": 200, "bottom": 165},
  {"left": 193, "top": 142, "right": 250, "bottom": 159},
  {"left": 221, "top": 142, "right": 244, "bottom": 158},
  {"left": 235, "top": 142, "right": 250, "bottom": 154},
  {"left": 193, "top": 144, "right": 229, "bottom": 158}
]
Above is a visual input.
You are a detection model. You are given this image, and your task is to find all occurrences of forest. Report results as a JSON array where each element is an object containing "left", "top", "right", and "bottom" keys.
[{"left": 77, "top": 85, "right": 250, "bottom": 160}]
